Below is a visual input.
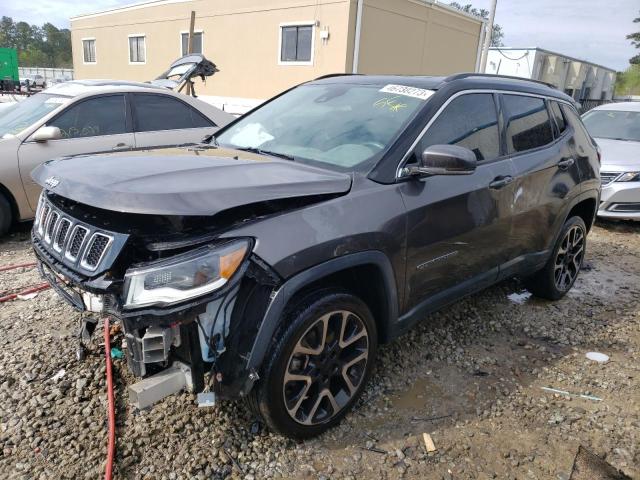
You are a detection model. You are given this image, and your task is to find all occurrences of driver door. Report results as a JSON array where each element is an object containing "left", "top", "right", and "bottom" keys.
[
  {"left": 399, "top": 92, "right": 516, "bottom": 311},
  {"left": 18, "top": 94, "right": 134, "bottom": 211}
]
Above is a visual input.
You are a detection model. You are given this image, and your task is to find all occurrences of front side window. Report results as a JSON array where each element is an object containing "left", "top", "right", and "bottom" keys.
[
  {"left": 216, "top": 83, "right": 430, "bottom": 172},
  {"left": 49, "top": 95, "right": 127, "bottom": 139},
  {"left": 503, "top": 95, "right": 554, "bottom": 153},
  {"left": 581, "top": 109, "right": 640, "bottom": 142},
  {"left": 132, "top": 94, "right": 213, "bottom": 132},
  {"left": 280, "top": 25, "right": 313, "bottom": 63},
  {"left": 181, "top": 32, "right": 203, "bottom": 56},
  {"left": 129, "top": 35, "right": 146, "bottom": 63},
  {"left": 418, "top": 93, "right": 500, "bottom": 162},
  {"left": 82, "top": 39, "right": 96, "bottom": 63},
  {"left": 0, "top": 94, "right": 68, "bottom": 137}
]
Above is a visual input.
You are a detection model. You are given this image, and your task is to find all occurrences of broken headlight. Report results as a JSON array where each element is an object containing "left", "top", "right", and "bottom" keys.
[{"left": 123, "top": 240, "right": 250, "bottom": 309}]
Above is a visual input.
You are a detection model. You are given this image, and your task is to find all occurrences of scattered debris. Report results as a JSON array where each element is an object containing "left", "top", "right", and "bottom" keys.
[
  {"left": 223, "top": 447, "right": 244, "bottom": 474},
  {"left": 359, "top": 446, "right": 387, "bottom": 455},
  {"left": 196, "top": 391, "right": 216, "bottom": 408},
  {"left": 422, "top": 433, "right": 436, "bottom": 452},
  {"left": 541, "top": 386, "right": 602, "bottom": 402},
  {"left": 411, "top": 414, "right": 452, "bottom": 423},
  {"left": 17, "top": 292, "right": 38, "bottom": 300},
  {"left": 110, "top": 347, "right": 124, "bottom": 359},
  {"left": 586, "top": 351, "right": 610, "bottom": 363},
  {"left": 507, "top": 291, "right": 532, "bottom": 305},
  {"left": 50, "top": 369, "right": 66, "bottom": 381},
  {"left": 570, "top": 446, "right": 631, "bottom": 480}
]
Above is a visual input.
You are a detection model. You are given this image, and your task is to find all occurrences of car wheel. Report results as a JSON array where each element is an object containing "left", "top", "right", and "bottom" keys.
[
  {"left": 525, "top": 216, "right": 587, "bottom": 300},
  {"left": 248, "top": 290, "right": 377, "bottom": 439},
  {"left": 0, "top": 194, "right": 12, "bottom": 236}
]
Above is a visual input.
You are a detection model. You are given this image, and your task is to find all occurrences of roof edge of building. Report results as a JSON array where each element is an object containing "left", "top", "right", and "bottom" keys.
[
  {"left": 70, "top": 0, "right": 194, "bottom": 21},
  {"left": 489, "top": 47, "right": 617, "bottom": 73}
]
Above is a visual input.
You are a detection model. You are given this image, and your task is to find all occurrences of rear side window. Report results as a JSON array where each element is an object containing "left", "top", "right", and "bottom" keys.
[
  {"left": 132, "top": 94, "right": 214, "bottom": 132},
  {"left": 418, "top": 93, "right": 500, "bottom": 162},
  {"left": 50, "top": 95, "right": 127, "bottom": 139},
  {"left": 503, "top": 95, "right": 554, "bottom": 153},
  {"left": 549, "top": 101, "right": 566, "bottom": 135}
]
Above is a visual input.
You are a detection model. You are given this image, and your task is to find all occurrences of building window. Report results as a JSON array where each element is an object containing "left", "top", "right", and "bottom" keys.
[
  {"left": 82, "top": 39, "right": 96, "bottom": 64},
  {"left": 279, "top": 23, "right": 314, "bottom": 64},
  {"left": 181, "top": 31, "right": 203, "bottom": 56},
  {"left": 128, "top": 35, "right": 146, "bottom": 64}
]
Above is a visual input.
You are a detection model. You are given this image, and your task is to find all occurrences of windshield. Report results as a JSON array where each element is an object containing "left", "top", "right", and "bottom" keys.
[
  {"left": 582, "top": 109, "right": 640, "bottom": 142},
  {"left": 216, "top": 83, "right": 431, "bottom": 171},
  {"left": 0, "top": 93, "right": 67, "bottom": 138}
]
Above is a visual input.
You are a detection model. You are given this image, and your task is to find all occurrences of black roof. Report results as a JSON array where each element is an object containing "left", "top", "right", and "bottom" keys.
[{"left": 311, "top": 72, "right": 575, "bottom": 104}]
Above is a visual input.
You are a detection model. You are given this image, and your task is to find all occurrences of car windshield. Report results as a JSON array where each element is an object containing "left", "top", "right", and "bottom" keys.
[
  {"left": 216, "top": 83, "right": 431, "bottom": 172},
  {"left": 0, "top": 93, "right": 68, "bottom": 138},
  {"left": 582, "top": 109, "right": 640, "bottom": 142}
]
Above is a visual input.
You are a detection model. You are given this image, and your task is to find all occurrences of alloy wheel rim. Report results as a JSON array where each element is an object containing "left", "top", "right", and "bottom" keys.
[
  {"left": 283, "top": 310, "right": 369, "bottom": 426},
  {"left": 554, "top": 225, "right": 585, "bottom": 291}
]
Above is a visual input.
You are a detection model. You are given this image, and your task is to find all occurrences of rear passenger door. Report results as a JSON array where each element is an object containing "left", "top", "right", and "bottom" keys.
[
  {"left": 131, "top": 93, "right": 217, "bottom": 148},
  {"left": 499, "top": 94, "right": 582, "bottom": 276}
]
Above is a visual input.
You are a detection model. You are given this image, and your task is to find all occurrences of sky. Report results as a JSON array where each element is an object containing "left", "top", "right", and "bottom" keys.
[{"left": 1, "top": 0, "right": 638, "bottom": 71}]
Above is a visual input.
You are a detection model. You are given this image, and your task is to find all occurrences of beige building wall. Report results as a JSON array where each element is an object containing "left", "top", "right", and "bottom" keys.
[
  {"left": 72, "top": 0, "right": 354, "bottom": 101},
  {"left": 356, "top": 0, "right": 483, "bottom": 75},
  {"left": 71, "top": 0, "right": 482, "bottom": 102}
]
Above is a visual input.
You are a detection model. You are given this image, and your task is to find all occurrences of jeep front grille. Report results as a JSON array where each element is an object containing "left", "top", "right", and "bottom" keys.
[
  {"left": 53, "top": 218, "right": 71, "bottom": 252},
  {"left": 80, "top": 233, "right": 113, "bottom": 271},
  {"left": 66, "top": 225, "right": 89, "bottom": 261},
  {"left": 33, "top": 195, "right": 122, "bottom": 274}
]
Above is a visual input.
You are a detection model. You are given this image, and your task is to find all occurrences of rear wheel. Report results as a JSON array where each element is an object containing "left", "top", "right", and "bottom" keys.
[
  {"left": 525, "top": 216, "right": 587, "bottom": 300},
  {"left": 248, "top": 290, "right": 377, "bottom": 439},
  {"left": 0, "top": 194, "right": 12, "bottom": 237}
]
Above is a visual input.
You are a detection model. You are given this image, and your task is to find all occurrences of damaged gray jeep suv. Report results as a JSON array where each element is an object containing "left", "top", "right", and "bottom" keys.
[{"left": 31, "top": 74, "right": 600, "bottom": 439}]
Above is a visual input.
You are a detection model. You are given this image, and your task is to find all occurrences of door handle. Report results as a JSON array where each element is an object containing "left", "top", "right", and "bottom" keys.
[
  {"left": 489, "top": 175, "right": 514, "bottom": 190},
  {"left": 557, "top": 158, "right": 575, "bottom": 170},
  {"left": 112, "top": 143, "right": 132, "bottom": 151}
]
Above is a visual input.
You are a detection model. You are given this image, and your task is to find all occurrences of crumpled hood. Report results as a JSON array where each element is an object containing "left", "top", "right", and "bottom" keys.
[
  {"left": 31, "top": 147, "right": 352, "bottom": 216},
  {"left": 595, "top": 137, "right": 640, "bottom": 171}
]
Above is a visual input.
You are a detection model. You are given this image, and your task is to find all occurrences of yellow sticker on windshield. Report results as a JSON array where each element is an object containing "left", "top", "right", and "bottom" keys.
[{"left": 374, "top": 96, "right": 407, "bottom": 112}]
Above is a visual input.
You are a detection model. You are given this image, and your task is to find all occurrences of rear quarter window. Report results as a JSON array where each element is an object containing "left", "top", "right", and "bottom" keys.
[{"left": 503, "top": 95, "right": 554, "bottom": 153}]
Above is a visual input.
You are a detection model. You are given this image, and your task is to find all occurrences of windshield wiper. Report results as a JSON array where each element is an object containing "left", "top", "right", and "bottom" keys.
[{"left": 235, "top": 146, "right": 295, "bottom": 161}]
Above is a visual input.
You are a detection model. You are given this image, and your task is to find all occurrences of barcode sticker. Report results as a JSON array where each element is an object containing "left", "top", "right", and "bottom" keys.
[{"left": 379, "top": 84, "right": 434, "bottom": 101}]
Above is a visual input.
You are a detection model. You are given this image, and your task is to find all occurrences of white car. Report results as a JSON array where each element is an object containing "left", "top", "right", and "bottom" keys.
[
  {"left": 0, "top": 80, "right": 234, "bottom": 234},
  {"left": 582, "top": 102, "right": 640, "bottom": 220}
]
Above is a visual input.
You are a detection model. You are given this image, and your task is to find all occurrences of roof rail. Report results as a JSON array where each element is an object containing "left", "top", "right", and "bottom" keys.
[
  {"left": 314, "top": 73, "right": 361, "bottom": 80},
  {"left": 444, "top": 73, "right": 557, "bottom": 90}
]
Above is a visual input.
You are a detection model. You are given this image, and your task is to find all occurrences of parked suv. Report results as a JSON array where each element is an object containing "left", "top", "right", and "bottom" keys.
[{"left": 31, "top": 74, "right": 600, "bottom": 439}]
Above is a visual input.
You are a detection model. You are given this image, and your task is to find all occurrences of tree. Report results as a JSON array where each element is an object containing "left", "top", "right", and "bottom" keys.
[
  {"left": 628, "top": 11, "right": 640, "bottom": 65},
  {"left": 615, "top": 65, "right": 640, "bottom": 96},
  {"left": 0, "top": 16, "right": 71, "bottom": 68},
  {"left": 449, "top": 2, "right": 505, "bottom": 47}
]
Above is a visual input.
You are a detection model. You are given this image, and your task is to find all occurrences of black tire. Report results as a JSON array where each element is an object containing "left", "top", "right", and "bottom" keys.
[
  {"left": 248, "top": 290, "right": 377, "bottom": 439},
  {"left": 525, "top": 216, "right": 587, "bottom": 300},
  {"left": 0, "top": 194, "right": 12, "bottom": 237}
]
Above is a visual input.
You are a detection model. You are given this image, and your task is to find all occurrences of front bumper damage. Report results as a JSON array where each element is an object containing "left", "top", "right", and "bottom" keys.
[{"left": 33, "top": 227, "right": 281, "bottom": 408}]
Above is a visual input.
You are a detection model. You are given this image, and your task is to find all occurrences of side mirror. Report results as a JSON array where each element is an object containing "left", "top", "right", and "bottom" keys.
[
  {"left": 32, "top": 126, "right": 63, "bottom": 143},
  {"left": 405, "top": 145, "right": 477, "bottom": 177}
]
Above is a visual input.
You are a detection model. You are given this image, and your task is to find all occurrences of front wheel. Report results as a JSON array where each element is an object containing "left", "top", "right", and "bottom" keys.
[
  {"left": 248, "top": 290, "right": 377, "bottom": 439},
  {"left": 525, "top": 216, "right": 587, "bottom": 300}
]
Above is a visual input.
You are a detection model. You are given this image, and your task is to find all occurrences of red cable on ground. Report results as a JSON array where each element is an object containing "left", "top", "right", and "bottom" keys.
[
  {"left": 104, "top": 317, "right": 116, "bottom": 480},
  {"left": 0, "top": 282, "right": 50, "bottom": 303},
  {"left": 0, "top": 262, "right": 37, "bottom": 272}
]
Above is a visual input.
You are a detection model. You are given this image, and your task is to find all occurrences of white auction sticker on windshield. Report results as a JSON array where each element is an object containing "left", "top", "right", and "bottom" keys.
[{"left": 379, "top": 84, "right": 434, "bottom": 101}]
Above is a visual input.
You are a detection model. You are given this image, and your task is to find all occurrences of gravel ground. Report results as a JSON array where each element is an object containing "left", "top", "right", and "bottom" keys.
[{"left": 0, "top": 220, "right": 638, "bottom": 479}]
